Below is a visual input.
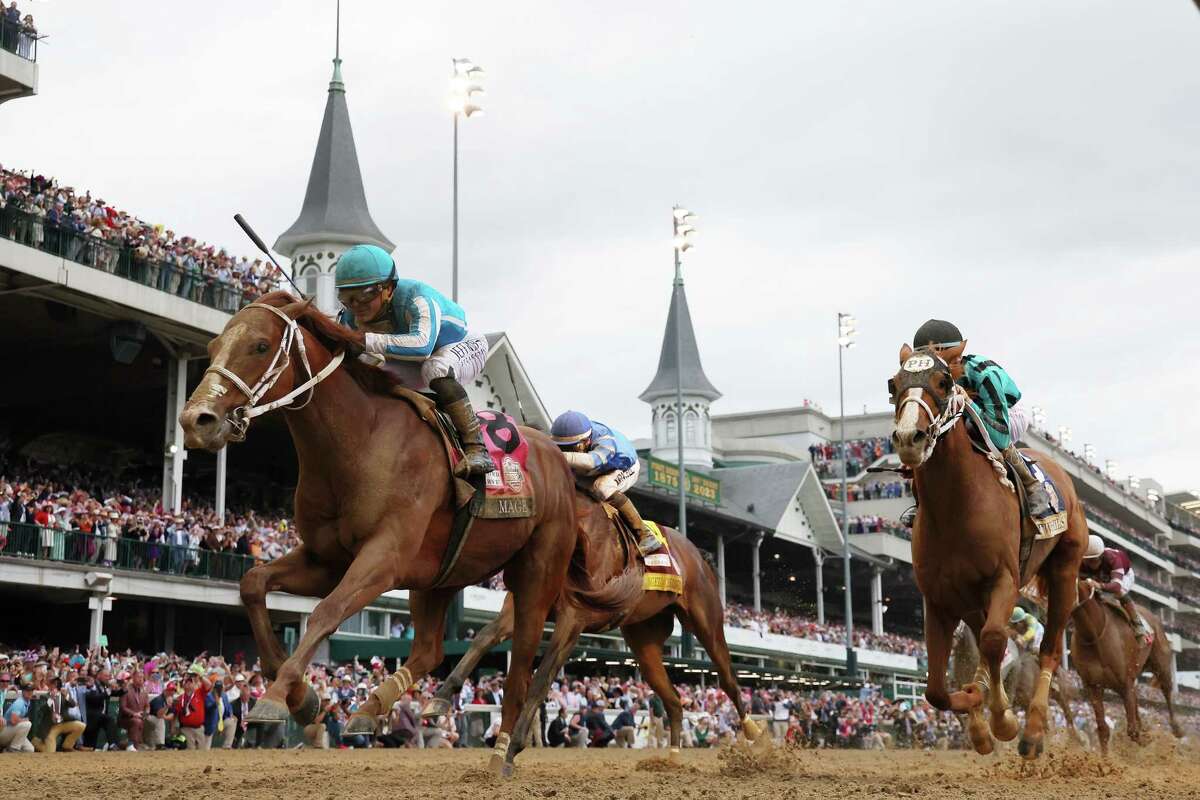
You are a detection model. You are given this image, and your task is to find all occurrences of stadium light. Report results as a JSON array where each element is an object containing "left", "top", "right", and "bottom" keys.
[
  {"left": 1057, "top": 426, "right": 1071, "bottom": 446},
  {"left": 671, "top": 205, "right": 697, "bottom": 542},
  {"left": 1083, "top": 443, "right": 1096, "bottom": 464},
  {"left": 1031, "top": 406, "right": 1046, "bottom": 430},
  {"left": 1129, "top": 475, "right": 1140, "bottom": 491},
  {"left": 837, "top": 311, "right": 856, "bottom": 676},
  {"left": 449, "top": 57, "right": 485, "bottom": 303},
  {"left": 1147, "top": 488, "right": 1161, "bottom": 505},
  {"left": 1105, "top": 459, "right": 1119, "bottom": 480}
]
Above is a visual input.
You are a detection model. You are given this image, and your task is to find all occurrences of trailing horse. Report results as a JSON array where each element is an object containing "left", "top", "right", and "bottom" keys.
[
  {"left": 417, "top": 491, "right": 762, "bottom": 775},
  {"left": 178, "top": 293, "right": 621, "bottom": 769},
  {"left": 890, "top": 343, "right": 1087, "bottom": 759},
  {"left": 1070, "top": 580, "right": 1182, "bottom": 753}
]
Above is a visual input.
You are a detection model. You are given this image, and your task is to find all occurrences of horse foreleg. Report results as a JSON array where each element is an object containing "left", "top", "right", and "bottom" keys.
[
  {"left": 500, "top": 609, "right": 586, "bottom": 776},
  {"left": 239, "top": 545, "right": 340, "bottom": 680},
  {"left": 925, "top": 605, "right": 988, "bottom": 753},
  {"left": 345, "top": 586, "right": 457, "bottom": 735},
  {"left": 423, "top": 592, "right": 514, "bottom": 719},
  {"left": 253, "top": 537, "right": 401, "bottom": 728},
  {"left": 1021, "top": 516, "right": 1082, "bottom": 760},
  {"left": 979, "top": 575, "right": 1019, "bottom": 742},
  {"left": 1120, "top": 685, "right": 1142, "bottom": 745}
]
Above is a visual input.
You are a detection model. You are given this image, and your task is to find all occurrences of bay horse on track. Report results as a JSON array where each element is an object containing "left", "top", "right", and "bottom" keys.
[
  {"left": 420, "top": 494, "right": 762, "bottom": 774},
  {"left": 178, "top": 292, "right": 627, "bottom": 766},
  {"left": 890, "top": 342, "right": 1087, "bottom": 759},
  {"left": 1070, "top": 579, "right": 1182, "bottom": 754}
]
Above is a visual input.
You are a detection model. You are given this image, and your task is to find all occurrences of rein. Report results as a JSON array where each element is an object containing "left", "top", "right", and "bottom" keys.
[
  {"left": 204, "top": 303, "right": 345, "bottom": 441},
  {"left": 1071, "top": 582, "right": 1108, "bottom": 645},
  {"left": 898, "top": 383, "right": 967, "bottom": 463}
]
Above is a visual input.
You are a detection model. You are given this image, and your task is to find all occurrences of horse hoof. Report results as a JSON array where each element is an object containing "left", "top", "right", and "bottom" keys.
[
  {"left": 421, "top": 697, "right": 451, "bottom": 719},
  {"left": 487, "top": 753, "right": 505, "bottom": 777},
  {"left": 343, "top": 713, "right": 378, "bottom": 736},
  {"left": 990, "top": 709, "right": 1019, "bottom": 742},
  {"left": 1017, "top": 735, "right": 1044, "bottom": 760},
  {"left": 245, "top": 697, "right": 290, "bottom": 724},
  {"left": 500, "top": 761, "right": 515, "bottom": 779},
  {"left": 290, "top": 684, "right": 321, "bottom": 727}
]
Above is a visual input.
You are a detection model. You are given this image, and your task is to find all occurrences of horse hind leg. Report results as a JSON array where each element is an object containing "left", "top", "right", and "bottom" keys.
[
  {"left": 677, "top": 589, "right": 762, "bottom": 743},
  {"left": 1149, "top": 633, "right": 1184, "bottom": 739},
  {"left": 423, "top": 593, "right": 515, "bottom": 719},
  {"left": 624, "top": 611, "right": 685, "bottom": 761}
]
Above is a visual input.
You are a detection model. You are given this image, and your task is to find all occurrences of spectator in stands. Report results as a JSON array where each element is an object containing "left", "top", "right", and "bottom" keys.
[
  {"left": 583, "top": 700, "right": 614, "bottom": 748},
  {"left": 82, "top": 668, "right": 121, "bottom": 750},
  {"left": 612, "top": 699, "right": 637, "bottom": 747},
  {"left": 174, "top": 671, "right": 209, "bottom": 750},
  {"left": 145, "top": 681, "right": 174, "bottom": 750},
  {"left": 38, "top": 677, "right": 86, "bottom": 753},
  {"left": 0, "top": 682, "right": 35, "bottom": 752}
]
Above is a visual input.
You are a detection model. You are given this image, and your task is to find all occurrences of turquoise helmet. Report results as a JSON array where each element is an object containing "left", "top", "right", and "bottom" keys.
[
  {"left": 1010, "top": 607, "right": 1028, "bottom": 625},
  {"left": 334, "top": 244, "right": 396, "bottom": 289}
]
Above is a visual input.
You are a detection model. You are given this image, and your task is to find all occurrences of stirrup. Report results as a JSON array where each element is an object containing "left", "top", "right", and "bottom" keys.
[
  {"left": 462, "top": 446, "right": 496, "bottom": 475},
  {"left": 899, "top": 505, "right": 917, "bottom": 528},
  {"left": 637, "top": 529, "right": 663, "bottom": 556}
]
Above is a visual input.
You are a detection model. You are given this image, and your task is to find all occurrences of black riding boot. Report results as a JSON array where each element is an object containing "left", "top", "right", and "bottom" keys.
[
  {"left": 429, "top": 376, "right": 495, "bottom": 476},
  {"left": 1119, "top": 595, "right": 1154, "bottom": 642},
  {"left": 1003, "top": 445, "right": 1052, "bottom": 517}
]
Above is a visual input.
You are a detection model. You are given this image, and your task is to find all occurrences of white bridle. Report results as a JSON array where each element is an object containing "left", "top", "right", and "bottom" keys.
[
  {"left": 203, "top": 303, "right": 345, "bottom": 441},
  {"left": 896, "top": 383, "right": 967, "bottom": 464}
]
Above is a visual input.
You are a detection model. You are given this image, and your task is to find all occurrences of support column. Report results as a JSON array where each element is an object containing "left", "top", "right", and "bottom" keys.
[
  {"left": 813, "top": 548, "right": 826, "bottom": 625},
  {"left": 871, "top": 567, "right": 884, "bottom": 635},
  {"left": 161, "top": 355, "right": 189, "bottom": 514},
  {"left": 716, "top": 534, "right": 726, "bottom": 607},
  {"left": 751, "top": 533, "right": 763, "bottom": 613},
  {"left": 88, "top": 593, "right": 112, "bottom": 648},
  {"left": 299, "top": 612, "right": 310, "bottom": 640},
  {"left": 215, "top": 446, "right": 228, "bottom": 525}
]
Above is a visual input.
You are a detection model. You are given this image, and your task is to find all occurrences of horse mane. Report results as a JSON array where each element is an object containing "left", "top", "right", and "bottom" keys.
[{"left": 250, "top": 291, "right": 411, "bottom": 398}]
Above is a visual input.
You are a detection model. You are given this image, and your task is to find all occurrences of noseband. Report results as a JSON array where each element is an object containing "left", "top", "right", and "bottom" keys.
[{"left": 203, "top": 303, "right": 345, "bottom": 441}]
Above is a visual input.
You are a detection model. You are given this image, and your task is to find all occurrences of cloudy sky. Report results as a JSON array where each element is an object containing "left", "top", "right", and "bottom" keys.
[{"left": 9, "top": 1, "right": 1199, "bottom": 489}]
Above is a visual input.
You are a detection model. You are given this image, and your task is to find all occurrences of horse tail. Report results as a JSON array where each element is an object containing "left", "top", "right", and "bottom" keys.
[{"left": 562, "top": 523, "right": 644, "bottom": 613}]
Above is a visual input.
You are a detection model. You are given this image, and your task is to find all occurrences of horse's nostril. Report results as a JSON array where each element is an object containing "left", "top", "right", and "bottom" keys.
[
  {"left": 195, "top": 412, "right": 219, "bottom": 430},
  {"left": 912, "top": 430, "right": 926, "bottom": 444},
  {"left": 892, "top": 430, "right": 901, "bottom": 443}
]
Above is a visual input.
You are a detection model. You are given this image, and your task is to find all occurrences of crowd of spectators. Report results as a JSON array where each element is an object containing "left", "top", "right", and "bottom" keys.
[
  {"left": 723, "top": 603, "right": 925, "bottom": 659},
  {"left": 0, "top": 3, "right": 36, "bottom": 60},
  {"left": 846, "top": 515, "right": 910, "bottom": 540},
  {"left": 0, "top": 454, "right": 296, "bottom": 572},
  {"left": 810, "top": 437, "right": 894, "bottom": 479},
  {"left": 824, "top": 479, "right": 912, "bottom": 503},
  {"left": 1, "top": 164, "right": 276, "bottom": 312}
]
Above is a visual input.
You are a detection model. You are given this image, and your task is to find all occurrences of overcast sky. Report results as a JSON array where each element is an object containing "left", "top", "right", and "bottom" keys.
[{"left": 9, "top": 1, "right": 1199, "bottom": 489}]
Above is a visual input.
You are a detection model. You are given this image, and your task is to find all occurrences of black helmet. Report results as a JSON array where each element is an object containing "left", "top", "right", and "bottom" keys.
[{"left": 912, "top": 319, "right": 963, "bottom": 349}]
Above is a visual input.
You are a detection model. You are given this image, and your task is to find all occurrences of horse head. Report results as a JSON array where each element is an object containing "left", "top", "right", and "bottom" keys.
[
  {"left": 180, "top": 293, "right": 317, "bottom": 451},
  {"left": 889, "top": 341, "right": 966, "bottom": 467}
]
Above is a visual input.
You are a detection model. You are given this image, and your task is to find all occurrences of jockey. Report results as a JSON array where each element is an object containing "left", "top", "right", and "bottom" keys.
[
  {"left": 899, "top": 319, "right": 1050, "bottom": 526},
  {"left": 1080, "top": 534, "right": 1154, "bottom": 644},
  {"left": 550, "top": 411, "right": 661, "bottom": 555},
  {"left": 334, "top": 244, "right": 494, "bottom": 476},
  {"left": 1008, "top": 606, "right": 1044, "bottom": 653}
]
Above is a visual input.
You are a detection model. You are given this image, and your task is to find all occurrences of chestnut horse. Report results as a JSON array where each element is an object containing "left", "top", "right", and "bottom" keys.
[
  {"left": 179, "top": 292, "right": 623, "bottom": 766},
  {"left": 1070, "top": 580, "right": 1182, "bottom": 754},
  {"left": 890, "top": 343, "right": 1087, "bottom": 759},
  {"left": 421, "top": 495, "right": 761, "bottom": 774}
]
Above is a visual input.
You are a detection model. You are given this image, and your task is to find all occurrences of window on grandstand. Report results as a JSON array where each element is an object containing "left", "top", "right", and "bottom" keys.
[
  {"left": 684, "top": 411, "right": 698, "bottom": 445},
  {"left": 299, "top": 264, "right": 320, "bottom": 298},
  {"left": 665, "top": 412, "right": 677, "bottom": 446},
  {"left": 338, "top": 609, "right": 389, "bottom": 637}
]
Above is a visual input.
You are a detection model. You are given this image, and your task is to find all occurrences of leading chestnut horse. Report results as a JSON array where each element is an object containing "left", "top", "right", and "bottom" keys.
[
  {"left": 890, "top": 343, "right": 1087, "bottom": 759},
  {"left": 179, "top": 292, "right": 622, "bottom": 765}
]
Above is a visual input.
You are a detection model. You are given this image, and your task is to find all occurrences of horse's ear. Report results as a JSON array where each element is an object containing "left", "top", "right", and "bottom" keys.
[
  {"left": 940, "top": 340, "right": 966, "bottom": 362},
  {"left": 899, "top": 343, "right": 913, "bottom": 365},
  {"left": 282, "top": 296, "right": 315, "bottom": 320}
]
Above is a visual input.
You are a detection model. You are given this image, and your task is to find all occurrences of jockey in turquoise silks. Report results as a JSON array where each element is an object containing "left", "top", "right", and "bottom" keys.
[
  {"left": 900, "top": 319, "right": 1050, "bottom": 525},
  {"left": 550, "top": 411, "right": 662, "bottom": 555},
  {"left": 334, "top": 244, "right": 494, "bottom": 476}
]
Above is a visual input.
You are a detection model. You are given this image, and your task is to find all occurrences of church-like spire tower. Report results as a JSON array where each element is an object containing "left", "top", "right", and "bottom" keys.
[
  {"left": 274, "top": 0, "right": 393, "bottom": 312},
  {"left": 640, "top": 280, "right": 721, "bottom": 468}
]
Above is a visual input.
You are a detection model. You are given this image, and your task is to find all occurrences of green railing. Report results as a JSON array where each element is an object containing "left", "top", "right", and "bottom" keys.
[
  {"left": 0, "top": 205, "right": 257, "bottom": 313},
  {"left": 0, "top": 523, "right": 257, "bottom": 582}
]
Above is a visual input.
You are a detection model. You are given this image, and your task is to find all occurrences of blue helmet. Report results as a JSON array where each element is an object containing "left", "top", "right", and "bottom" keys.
[
  {"left": 334, "top": 244, "right": 396, "bottom": 289},
  {"left": 551, "top": 411, "right": 593, "bottom": 448}
]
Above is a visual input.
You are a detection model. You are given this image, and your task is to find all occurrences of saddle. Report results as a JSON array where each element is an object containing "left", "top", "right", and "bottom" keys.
[
  {"left": 961, "top": 411, "right": 1068, "bottom": 584},
  {"left": 577, "top": 483, "right": 683, "bottom": 596}
]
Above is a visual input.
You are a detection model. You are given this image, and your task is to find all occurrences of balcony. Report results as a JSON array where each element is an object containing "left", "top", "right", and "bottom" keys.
[{"left": 0, "top": 14, "right": 38, "bottom": 104}]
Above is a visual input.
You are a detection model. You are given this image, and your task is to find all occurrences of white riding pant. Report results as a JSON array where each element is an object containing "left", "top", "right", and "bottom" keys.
[
  {"left": 367, "top": 333, "right": 490, "bottom": 392},
  {"left": 1007, "top": 400, "right": 1030, "bottom": 446},
  {"left": 590, "top": 462, "right": 640, "bottom": 501}
]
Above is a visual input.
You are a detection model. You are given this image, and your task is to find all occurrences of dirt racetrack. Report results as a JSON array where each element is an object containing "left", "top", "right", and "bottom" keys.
[{"left": 9, "top": 736, "right": 1199, "bottom": 800}]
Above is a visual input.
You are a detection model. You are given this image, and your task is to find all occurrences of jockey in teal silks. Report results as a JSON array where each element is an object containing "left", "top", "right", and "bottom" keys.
[
  {"left": 334, "top": 244, "right": 494, "bottom": 476},
  {"left": 900, "top": 319, "right": 1050, "bottom": 525},
  {"left": 550, "top": 411, "right": 662, "bottom": 555}
]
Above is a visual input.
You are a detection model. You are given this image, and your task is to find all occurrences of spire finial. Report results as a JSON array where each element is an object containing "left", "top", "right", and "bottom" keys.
[{"left": 329, "top": 0, "right": 344, "bottom": 92}]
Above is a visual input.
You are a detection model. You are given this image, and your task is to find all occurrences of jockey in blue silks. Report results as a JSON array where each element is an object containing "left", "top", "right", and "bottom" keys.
[
  {"left": 550, "top": 411, "right": 661, "bottom": 554},
  {"left": 334, "top": 244, "right": 493, "bottom": 475}
]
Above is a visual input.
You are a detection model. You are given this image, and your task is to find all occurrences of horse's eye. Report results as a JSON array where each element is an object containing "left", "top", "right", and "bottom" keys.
[
  {"left": 887, "top": 379, "right": 897, "bottom": 400},
  {"left": 255, "top": 342, "right": 270, "bottom": 354}
]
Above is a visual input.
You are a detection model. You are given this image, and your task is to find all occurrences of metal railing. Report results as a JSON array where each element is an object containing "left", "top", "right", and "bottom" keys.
[
  {"left": 0, "top": 206, "right": 258, "bottom": 312},
  {"left": 0, "top": 14, "right": 37, "bottom": 62},
  {"left": 0, "top": 523, "right": 257, "bottom": 582}
]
